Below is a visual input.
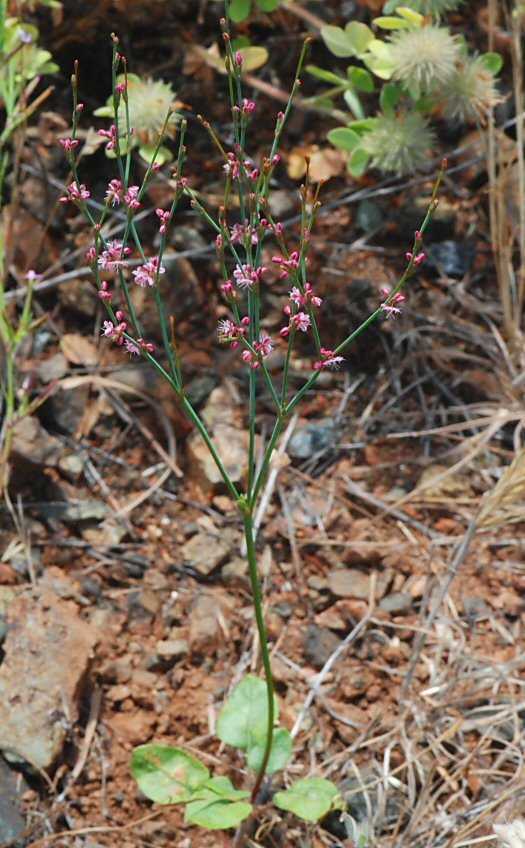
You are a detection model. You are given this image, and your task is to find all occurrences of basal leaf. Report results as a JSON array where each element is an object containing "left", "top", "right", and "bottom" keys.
[
  {"left": 273, "top": 777, "right": 339, "bottom": 822},
  {"left": 247, "top": 727, "right": 292, "bottom": 774},
  {"left": 130, "top": 745, "right": 209, "bottom": 805},
  {"left": 347, "top": 66, "right": 374, "bottom": 93},
  {"left": 184, "top": 798, "right": 253, "bottom": 830},
  {"left": 217, "top": 675, "right": 278, "bottom": 751}
]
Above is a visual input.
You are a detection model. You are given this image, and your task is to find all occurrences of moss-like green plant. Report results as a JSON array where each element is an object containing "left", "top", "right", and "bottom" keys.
[{"left": 94, "top": 73, "right": 179, "bottom": 164}]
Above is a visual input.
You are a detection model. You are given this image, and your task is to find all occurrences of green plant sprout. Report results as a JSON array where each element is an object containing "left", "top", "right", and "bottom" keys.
[
  {"left": 59, "top": 1, "right": 445, "bottom": 833},
  {"left": 0, "top": 1, "right": 58, "bottom": 490},
  {"left": 307, "top": 6, "right": 501, "bottom": 176}
]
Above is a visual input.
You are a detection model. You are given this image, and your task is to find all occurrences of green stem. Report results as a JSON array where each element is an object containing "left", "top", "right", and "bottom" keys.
[{"left": 243, "top": 511, "right": 275, "bottom": 804}]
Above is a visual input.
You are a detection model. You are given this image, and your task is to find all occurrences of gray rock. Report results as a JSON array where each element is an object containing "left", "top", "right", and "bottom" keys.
[
  {"left": 155, "top": 639, "right": 189, "bottom": 659},
  {"left": 0, "top": 756, "right": 29, "bottom": 844},
  {"left": 187, "top": 424, "right": 250, "bottom": 493},
  {"left": 288, "top": 420, "right": 336, "bottom": 460},
  {"left": 378, "top": 592, "right": 413, "bottom": 614},
  {"left": 302, "top": 625, "right": 342, "bottom": 669},
  {"left": 0, "top": 590, "right": 97, "bottom": 771}
]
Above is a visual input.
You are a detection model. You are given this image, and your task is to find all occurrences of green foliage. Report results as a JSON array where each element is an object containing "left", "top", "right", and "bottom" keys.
[
  {"left": 217, "top": 674, "right": 292, "bottom": 774},
  {"left": 312, "top": 8, "right": 501, "bottom": 176},
  {"left": 94, "top": 73, "right": 179, "bottom": 164},
  {"left": 130, "top": 745, "right": 210, "bottom": 804},
  {"left": 130, "top": 747, "right": 253, "bottom": 829},
  {"left": 226, "top": 0, "right": 281, "bottom": 23},
  {"left": 383, "top": 0, "right": 463, "bottom": 16},
  {"left": 274, "top": 777, "right": 340, "bottom": 822}
]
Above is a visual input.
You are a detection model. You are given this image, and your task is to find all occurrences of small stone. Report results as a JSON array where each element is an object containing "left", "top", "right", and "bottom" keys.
[
  {"left": 302, "top": 625, "right": 341, "bottom": 669},
  {"left": 185, "top": 376, "right": 216, "bottom": 409},
  {"left": 200, "top": 385, "right": 236, "bottom": 430},
  {"left": 188, "top": 591, "right": 234, "bottom": 655},
  {"left": 426, "top": 241, "right": 476, "bottom": 279},
  {"left": 35, "top": 352, "right": 67, "bottom": 383},
  {"left": 288, "top": 420, "right": 336, "bottom": 460},
  {"left": 127, "top": 588, "right": 161, "bottom": 619},
  {"left": 462, "top": 597, "right": 489, "bottom": 619},
  {"left": 328, "top": 567, "right": 389, "bottom": 600},
  {"left": 57, "top": 454, "right": 84, "bottom": 478},
  {"left": 0, "top": 757, "right": 30, "bottom": 844},
  {"left": 221, "top": 557, "right": 249, "bottom": 584},
  {"left": 155, "top": 639, "right": 189, "bottom": 659},
  {"left": 378, "top": 592, "right": 413, "bottom": 615},
  {"left": 181, "top": 532, "right": 229, "bottom": 576}
]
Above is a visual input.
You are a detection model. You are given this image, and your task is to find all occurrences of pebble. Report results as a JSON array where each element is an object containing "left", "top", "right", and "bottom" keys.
[
  {"left": 378, "top": 592, "right": 413, "bottom": 615},
  {"left": 302, "top": 625, "right": 342, "bottom": 669},
  {"left": 328, "top": 567, "right": 389, "bottom": 600}
]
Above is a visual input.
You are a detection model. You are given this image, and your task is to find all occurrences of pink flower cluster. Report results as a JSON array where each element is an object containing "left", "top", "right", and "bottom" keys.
[
  {"left": 313, "top": 348, "right": 345, "bottom": 371},
  {"left": 218, "top": 316, "right": 251, "bottom": 349},
  {"left": 132, "top": 257, "right": 165, "bottom": 288},
  {"left": 242, "top": 332, "right": 273, "bottom": 370},
  {"left": 289, "top": 282, "right": 322, "bottom": 308},
  {"left": 102, "top": 311, "right": 127, "bottom": 345},
  {"left": 280, "top": 307, "right": 311, "bottom": 337},
  {"left": 156, "top": 208, "right": 170, "bottom": 234},
  {"left": 98, "top": 240, "right": 131, "bottom": 271},
  {"left": 233, "top": 263, "right": 266, "bottom": 290},
  {"left": 272, "top": 251, "right": 301, "bottom": 280},
  {"left": 380, "top": 288, "right": 405, "bottom": 318},
  {"left": 60, "top": 181, "right": 90, "bottom": 204}
]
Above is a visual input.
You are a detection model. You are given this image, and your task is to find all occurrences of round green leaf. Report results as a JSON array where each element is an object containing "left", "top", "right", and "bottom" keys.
[
  {"left": 217, "top": 675, "right": 278, "bottom": 751},
  {"left": 184, "top": 798, "right": 252, "bottom": 830},
  {"left": 327, "top": 127, "right": 362, "bottom": 152},
  {"left": 348, "top": 148, "right": 370, "bottom": 177},
  {"left": 247, "top": 727, "right": 292, "bottom": 774},
  {"left": 130, "top": 745, "right": 209, "bottom": 804},
  {"left": 347, "top": 66, "right": 374, "bottom": 93},
  {"left": 321, "top": 25, "right": 358, "bottom": 58},
  {"left": 344, "top": 21, "right": 375, "bottom": 57},
  {"left": 480, "top": 52, "right": 503, "bottom": 75},
  {"left": 274, "top": 777, "right": 339, "bottom": 822},
  {"left": 229, "top": 0, "right": 251, "bottom": 22},
  {"left": 379, "top": 82, "right": 401, "bottom": 112},
  {"left": 256, "top": 0, "right": 281, "bottom": 10}
]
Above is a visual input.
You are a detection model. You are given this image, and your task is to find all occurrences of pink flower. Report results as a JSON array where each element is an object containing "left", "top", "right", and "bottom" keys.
[
  {"left": 230, "top": 221, "right": 258, "bottom": 246},
  {"left": 380, "top": 288, "right": 405, "bottom": 318},
  {"left": 289, "top": 282, "right": 322, "bottom": 308},
  {"left": 125, "top": 339, "right": 140, "bottom": 356},
  {"left": 98, "top": 240, "right": 131, "bottom": 271},
  {"left": 115, "top": 82, "right": 127, "bottom": 95},
  {"left": 405, "top": 251, "right": 425, "bottom": 266},
  {"left": 98, "top": 124, "right": 117, "bottom": 151},
  {"left": 280, "top": 307, "right": 311, "bottom": 337},
  {"left": 86, "top": 246, "right": 97, "bottom": 263},
  {"left": 156, "top": 208, "right": 170, "bottom": 234},
  {"left": 218, "top": 319, "right": 238, "bottom": 340},
  {"left": 223, "top": 152, "right": 240, "bottom": 180},
  {"left": 101, "top": 313, "right": 126, "bottom": 346},
  {"left": 59, "top": 138, "right": 78, "bottom": 152},
  {"left": 105, "top": 179, "right": 122, "bottom": 206},
  {"left": 313, "top": 348, "right": 345, "bottom": 371},
  {"left": 60, "top": 181, "right": 90, "bottom": 204},
  {"left": 124, "top": 185, "right": 140, "bottom": 210},
  {"left": 233, "top": 264, "right": 265, "bottom": 290},
  {"left": 24, "top": 269, "right": 41, "bottom": 281},
  {"left": 132, "top": 257, "right": 165, "bottom": 288},
  {"left": 272, "top": 251, "right": 300, "bottom": 280},
  {"left": 255, "top": 331, "right": 273, "bottom": 358},
  {"left": 98, "top": 280, "right": 111, "bottom": 301}
]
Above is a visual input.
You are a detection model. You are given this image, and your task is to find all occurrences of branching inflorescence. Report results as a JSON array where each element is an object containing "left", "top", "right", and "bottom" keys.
[{"left": 58, "top": 4, "right": 445, "bottom": 833}]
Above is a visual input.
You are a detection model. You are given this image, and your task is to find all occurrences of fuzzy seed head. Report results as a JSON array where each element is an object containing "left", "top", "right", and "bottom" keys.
[
  {"left": 440, "top": 54, "right": 500, "bottom": 122},
  {"left": 361, "top": 111, "right": 436, "bottom": 176},
  {"left": 389, "top": 24, "right": 459, "bottom": 97}
]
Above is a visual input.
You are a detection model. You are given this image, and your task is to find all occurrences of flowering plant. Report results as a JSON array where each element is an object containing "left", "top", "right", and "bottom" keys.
[{"left": 59, "top": 2, "right": 444, "bottom": 834}]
